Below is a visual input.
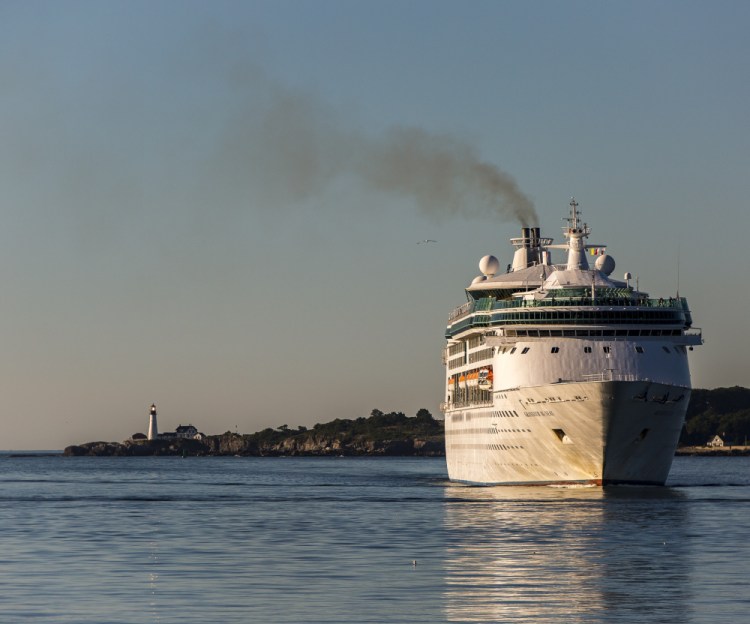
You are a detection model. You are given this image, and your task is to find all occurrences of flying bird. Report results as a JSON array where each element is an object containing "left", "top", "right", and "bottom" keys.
[{"left": 417, "top": 239, "right": 437, "bottom": 244}]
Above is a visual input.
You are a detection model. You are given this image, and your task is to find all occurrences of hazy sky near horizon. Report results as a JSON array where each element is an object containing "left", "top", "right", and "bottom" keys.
[{"left": 1, "top": 0, "right": 749, "bottom": 449}]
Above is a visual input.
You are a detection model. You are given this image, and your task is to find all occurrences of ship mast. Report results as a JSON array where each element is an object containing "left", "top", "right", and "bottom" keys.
[{"left": 563, "top": 198, "right": 591, "bottom": 270}]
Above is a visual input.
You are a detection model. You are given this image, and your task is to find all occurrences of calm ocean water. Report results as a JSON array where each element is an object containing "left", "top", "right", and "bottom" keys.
[{"left": 1, "top": 455, "right": 749, "bottom": 623}]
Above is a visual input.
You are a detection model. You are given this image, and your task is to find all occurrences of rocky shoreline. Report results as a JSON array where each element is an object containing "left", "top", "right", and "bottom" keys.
[
  {"left": 675, "top": 445, "right": 750, "bottom": 456},
  {"left": 63, "top": 432, "right": 445, "bottom": 457}
]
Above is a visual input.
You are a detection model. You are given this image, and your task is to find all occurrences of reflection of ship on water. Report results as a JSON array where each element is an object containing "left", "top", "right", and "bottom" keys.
[{"left": 443, "top": 485, "right": 689, "bottom": 622}]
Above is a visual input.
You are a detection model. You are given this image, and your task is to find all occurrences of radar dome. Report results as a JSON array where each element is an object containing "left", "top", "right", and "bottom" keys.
[
  {"left": 594, "top": 254, "right": 616, "bottom": 276},
  {"left": 479, "top": 255, "right": 500, "bottom": 277},
  {"left": 471, "top": 275, "right": 487, "bottom": 285}
]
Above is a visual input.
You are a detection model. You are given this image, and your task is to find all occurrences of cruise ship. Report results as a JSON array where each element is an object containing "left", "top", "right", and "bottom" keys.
[{"left": 442, "top": 199, "right": 702, "bottom": 485}]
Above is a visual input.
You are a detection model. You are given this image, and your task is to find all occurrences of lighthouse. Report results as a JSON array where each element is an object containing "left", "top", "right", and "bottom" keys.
[{"left": 147, "top": 404, "right": 158, "bottom": 440}]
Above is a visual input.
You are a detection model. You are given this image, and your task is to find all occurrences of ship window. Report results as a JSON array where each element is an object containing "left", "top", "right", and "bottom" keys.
[
  {"left": 521, "top": 347, "right": 530, "bottom": 354},
  {"left": 510, "top": 347, "right": 517, "bottom": 354},
  {"left": 583, "top": 346, "right": 592, "bottom": 353},
  {"left": 603, "top": 346, "right": 611, "bottom": 354},
  {"left": 662, "top": 346, "right": 671, "bottom": 353},
  {"left": 552, "top": 428, "right": 573, "bottom": 444},
  {"left": 551, "top": 347, "right": 559, "bottom": 353},
  {"left": 635, "top": 346, "right": 645, "bottom": 354}
]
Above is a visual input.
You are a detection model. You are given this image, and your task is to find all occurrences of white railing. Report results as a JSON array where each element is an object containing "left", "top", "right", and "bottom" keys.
[
  {"left": 581, "top": 371, "right": 639, "bottom": 383},
  {"left": 682, "top": 329, "right": 703, "bottom": 345},
  {"left": 448, "top": 301, "right": 474, "bottom": 321},
  {"left": 440, "top": 399, "right": 493, "bottom": 412}
]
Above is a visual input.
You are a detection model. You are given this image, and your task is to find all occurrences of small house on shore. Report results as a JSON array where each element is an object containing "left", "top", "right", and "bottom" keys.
[
  {"left": 707, "top": 435, "right": 725, "bottom": 448},
  {"left": 158, "top": 425, "right": 204, "bottom": 441},
  {"left": 173, "top": 425, "right": 203, "bottom": 440}
]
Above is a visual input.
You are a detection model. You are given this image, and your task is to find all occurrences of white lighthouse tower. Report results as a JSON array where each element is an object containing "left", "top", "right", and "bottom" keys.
[{"left": 147, "top": 403, "right": 159, "bottom": 440}]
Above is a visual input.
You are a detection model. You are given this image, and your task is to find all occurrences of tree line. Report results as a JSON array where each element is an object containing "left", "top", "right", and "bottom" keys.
[
  {"left": 681, "top": 386, "right": 750, "bottom": 446},
  {"left": 246, "top": 408, "right": 442, "bottom": 447}
]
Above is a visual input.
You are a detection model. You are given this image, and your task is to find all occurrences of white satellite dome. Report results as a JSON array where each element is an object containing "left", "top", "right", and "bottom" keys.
[
  {"left": 471, "top": 275, "right": 487, "bottom": 285},
  {"left": 594, "top": 254, "right": 616, "bottom": 276},
  {"left": 478, "top": 255, "right": 500, "bottom": 277}
]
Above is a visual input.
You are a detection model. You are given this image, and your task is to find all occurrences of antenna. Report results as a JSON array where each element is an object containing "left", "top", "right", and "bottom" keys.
[
  {"left": 563, "top": 197, "right": 590, "bottom": 239},
  {"left": 569, "top": 197, "right": 579, "bottom": 230}
]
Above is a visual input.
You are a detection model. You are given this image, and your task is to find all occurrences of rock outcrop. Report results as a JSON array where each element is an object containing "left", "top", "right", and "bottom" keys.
[
  {"left": 64, "top": 438, "right": 209, "bottom": 457},
  {"left": 63, "top": 433, "right": 445, "bottom": 457}
]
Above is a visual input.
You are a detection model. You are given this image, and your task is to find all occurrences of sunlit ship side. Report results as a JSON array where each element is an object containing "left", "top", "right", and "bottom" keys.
[{"left": 442, "top": 199, "right": 702, "bottom": 485}]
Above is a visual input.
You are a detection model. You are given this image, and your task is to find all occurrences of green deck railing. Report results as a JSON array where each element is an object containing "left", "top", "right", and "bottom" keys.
[{"left": 449, "top": 295, "right": 690, "bottom": 322}]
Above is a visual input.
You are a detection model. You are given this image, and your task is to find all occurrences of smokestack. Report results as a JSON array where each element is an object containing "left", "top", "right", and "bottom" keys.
[
  {"left": 512, "top": 228, "right": 530, "bottom": 270},
  {"left": 512, "top": 226, "right": 544, "bottom": 271},
  {"left": 519, "top": 227, "right": 540, "bottom": 248}
]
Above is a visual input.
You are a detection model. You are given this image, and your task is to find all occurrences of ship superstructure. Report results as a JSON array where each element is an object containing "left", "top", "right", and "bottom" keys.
[{"left": 442, "top": 199, "right": 702, "bottom": 485}]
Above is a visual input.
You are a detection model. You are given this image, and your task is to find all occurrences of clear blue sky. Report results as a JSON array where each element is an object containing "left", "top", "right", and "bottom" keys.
[{"left": 1, "top": 0, "right": 748, "bottom": 449}]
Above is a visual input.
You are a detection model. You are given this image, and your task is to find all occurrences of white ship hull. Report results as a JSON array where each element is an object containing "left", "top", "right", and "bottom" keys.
[
  {"left": 442, "top": 200, "right": 702, "bottom": 486},
  {"left": 445, "top": 380, "right": 690, "bottom": 485}
]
